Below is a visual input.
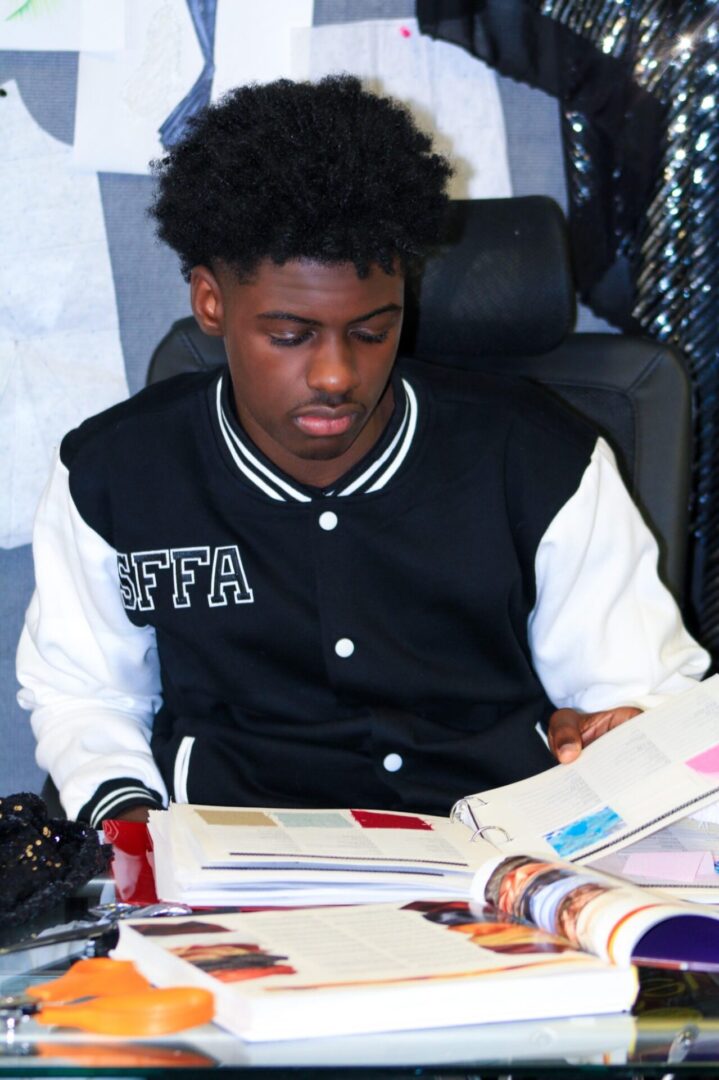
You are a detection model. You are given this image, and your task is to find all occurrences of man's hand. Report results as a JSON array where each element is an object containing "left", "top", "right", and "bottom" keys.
[
  {"left": 112, "top": 805, "right": 152, "bottom": 823},
  {"left": 548, "top": 706, "right": 642, "bottom": 764}
]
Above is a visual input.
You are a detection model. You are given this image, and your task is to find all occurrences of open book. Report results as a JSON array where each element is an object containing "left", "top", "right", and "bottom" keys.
[
  {"left": 113, "top": 901, "right": 639, "bottom": 1040},
  {"left": 451, "top": 673, "right": 719, "bottom": 903},
  {"left": 450, "top": 674, "right": 719, "bottom": 864}
]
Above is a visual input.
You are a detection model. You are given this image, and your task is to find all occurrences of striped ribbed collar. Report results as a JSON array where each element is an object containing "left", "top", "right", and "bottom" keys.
[{"left": 214, "top": 370, "right": 419, "bottom": 502}]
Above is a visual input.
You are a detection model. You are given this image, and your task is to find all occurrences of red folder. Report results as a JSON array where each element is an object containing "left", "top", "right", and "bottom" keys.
[{"left": 103, "top": 819, "right": 159, "bottom": 905}]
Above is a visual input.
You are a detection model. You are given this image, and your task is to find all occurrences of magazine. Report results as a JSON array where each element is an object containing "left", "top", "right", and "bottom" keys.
[
  {"left": 211, "top": 1011, "right": 635, "bottom": 1066},
  {"left": 113, "top": 901, "right": 639, "bottom": 1040}
]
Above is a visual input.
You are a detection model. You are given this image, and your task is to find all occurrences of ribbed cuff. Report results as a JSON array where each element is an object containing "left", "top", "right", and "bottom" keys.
[{"left": 78, "top": 777, "right": 165, "bottom": 827}]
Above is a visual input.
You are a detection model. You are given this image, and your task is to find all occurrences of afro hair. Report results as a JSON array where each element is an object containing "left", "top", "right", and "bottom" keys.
[{"left": 149, "top": 75, "right": 453, "bottom": 281}]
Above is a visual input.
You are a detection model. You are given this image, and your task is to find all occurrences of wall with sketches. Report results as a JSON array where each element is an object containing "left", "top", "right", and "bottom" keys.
[{"left": 0, "top": 0, "right": 608, "bottom": 799}]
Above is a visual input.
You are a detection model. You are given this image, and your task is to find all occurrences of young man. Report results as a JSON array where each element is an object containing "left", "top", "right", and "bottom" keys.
[{"left": 17, "top": 76, "right": 708, "bottom": 826}]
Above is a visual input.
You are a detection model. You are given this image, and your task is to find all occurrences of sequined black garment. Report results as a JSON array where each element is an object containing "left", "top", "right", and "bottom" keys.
[
  {"left": 417, "top": 0, "right": 719, "bottom": 657},
  {"left": 0, "top": 793, "right": 110, "bottom": 927}
]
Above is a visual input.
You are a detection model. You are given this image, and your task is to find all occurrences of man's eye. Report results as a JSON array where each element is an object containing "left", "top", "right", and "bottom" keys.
[
  {"left": 353, "top": 330, "right": 389, "bottom": 344},
  {"left": 269, "top": 332, "right": 311, "bottom": 348}
]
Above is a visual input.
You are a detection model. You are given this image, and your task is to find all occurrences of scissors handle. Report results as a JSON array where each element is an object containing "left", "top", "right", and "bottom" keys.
[
  {"left": 36, "top": 986, "right": 215, "bottom": 1035},
  {"left": 29, "top": 958, "right": 152, "bottom": 1003}
]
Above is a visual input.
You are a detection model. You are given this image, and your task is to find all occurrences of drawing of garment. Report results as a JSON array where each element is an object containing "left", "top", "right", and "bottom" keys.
[
  {"left": 0, "top": 80, "right": 128, "bottom": 548},
  {"left": 73, "top": 0, "right": 204, "bottom": 174}
]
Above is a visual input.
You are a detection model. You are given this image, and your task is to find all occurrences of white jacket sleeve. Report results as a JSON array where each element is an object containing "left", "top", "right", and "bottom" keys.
[
  {"left": 16, "top": 454, "right": 168, "bottom": 822},
  {"left": 529, "top": 437, "right": 709, "bottom": 713}
]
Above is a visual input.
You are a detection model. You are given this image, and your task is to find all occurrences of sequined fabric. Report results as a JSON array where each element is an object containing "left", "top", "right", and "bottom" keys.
[
  {"left": 544, "top": 2, "right": 719, "bottom": 653},
  {"left": 0, "top": 793, "right": 110, "bottom": 927},
  {"left": 417, "top": 0, "right": 719, "bottom": 654}
]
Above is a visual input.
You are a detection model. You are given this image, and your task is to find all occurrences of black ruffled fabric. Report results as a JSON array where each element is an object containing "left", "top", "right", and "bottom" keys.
[{"left": 0, "top": 792, "right": 111, "bottom": 927}]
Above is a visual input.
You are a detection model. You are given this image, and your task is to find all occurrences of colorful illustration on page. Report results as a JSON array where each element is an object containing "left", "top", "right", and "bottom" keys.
[
  {"left": 544, "top": 806, "right": 625, "bottom": 858},
  {"left": 171, "top": 941, "right": 295, "bottom": 984}
]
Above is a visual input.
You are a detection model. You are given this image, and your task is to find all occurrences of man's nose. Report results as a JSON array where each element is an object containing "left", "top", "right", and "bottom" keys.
[{"left": 306, "top": 336, "right": 359, "bottom": 396}]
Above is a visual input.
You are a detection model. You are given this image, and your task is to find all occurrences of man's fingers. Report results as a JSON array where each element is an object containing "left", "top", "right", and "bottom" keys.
[
  {"left": 578, "top": 706, "right": 642, "bottom": 748},
  {"left": 548, "top": 709, "right": 584, "bottom": 763},
  {"left": 548, "top": 706, "right": 642, "bottom": 764}
]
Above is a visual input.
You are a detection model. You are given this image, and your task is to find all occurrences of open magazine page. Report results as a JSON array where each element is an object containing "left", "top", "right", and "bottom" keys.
[
  {"left": 453, "top": 676, "right": 719, "bottom": 864},
  {"left": 150, "top": 804, "right": 499, "bottom": 906},
  {"left": 471, "top": 853, "right": 719, "bottom": 967},
  {"left": 114, "top": 902, "right": 637, "bottom": 1040}
]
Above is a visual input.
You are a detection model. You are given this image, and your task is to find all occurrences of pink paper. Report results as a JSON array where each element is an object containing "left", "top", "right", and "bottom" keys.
[
  {"left": 624, "top": 850, "right": 708, "bottom": 883},
  {"left": 686, "top": 743, "right": 719, "bottom": 776},
  {"left": 698, "top": 851, "right": 718, "bottom": 877}
]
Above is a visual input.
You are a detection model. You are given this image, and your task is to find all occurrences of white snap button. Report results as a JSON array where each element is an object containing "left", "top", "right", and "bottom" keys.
[
  {"left": 335, "top": 637, "right": 354, "bottom": 658},
  {"left": 319, "top": 511, "right": 338, "bottom": 531},
  {"left": 383, "top": 753, "right": 403, "bottom": 772}
]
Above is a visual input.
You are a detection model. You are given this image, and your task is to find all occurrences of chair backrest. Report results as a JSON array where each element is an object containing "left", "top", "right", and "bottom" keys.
[{"left": 148, "top": 197, "right": 692, "bottom": 602}]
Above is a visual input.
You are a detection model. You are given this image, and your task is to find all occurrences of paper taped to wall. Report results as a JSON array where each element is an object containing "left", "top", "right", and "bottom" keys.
[
  {"left": 73, "top": 0, "right": 204, "bottom": 174},
  {"left": 0, "top": 81, "right": 128, "bottom": 548},
  {"left": 0, "top": 0, "right": 124, "bottom": 52},
  {"left": 291, "top": 18, "right": 512, "bottom": 200},
  {"left": 212, "top": 0, "right": 313, "bottom": 99}
]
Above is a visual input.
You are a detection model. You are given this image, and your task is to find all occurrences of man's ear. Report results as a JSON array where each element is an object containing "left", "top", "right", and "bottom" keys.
[{"left": 191, "top": 266, "right": 224, "bottom": 337}]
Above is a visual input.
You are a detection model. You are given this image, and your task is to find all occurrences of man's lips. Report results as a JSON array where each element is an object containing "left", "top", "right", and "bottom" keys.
[{"left": 293, "top": 405, "right": 362, "bottom": 438}]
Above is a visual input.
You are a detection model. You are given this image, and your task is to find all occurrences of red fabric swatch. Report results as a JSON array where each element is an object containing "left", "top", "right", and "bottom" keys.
[{"left": 350, "top": 809, "right": 433, "bottom": 830}]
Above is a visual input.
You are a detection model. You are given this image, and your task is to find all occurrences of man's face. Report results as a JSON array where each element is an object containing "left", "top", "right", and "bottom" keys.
[{"left": 192, "top": 258, "right": 405, "bottom": 487}]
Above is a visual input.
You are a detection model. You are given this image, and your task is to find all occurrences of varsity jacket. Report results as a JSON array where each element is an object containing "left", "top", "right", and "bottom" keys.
[{"left": 17, "top": 359, "right": 709, "bottom": 825}]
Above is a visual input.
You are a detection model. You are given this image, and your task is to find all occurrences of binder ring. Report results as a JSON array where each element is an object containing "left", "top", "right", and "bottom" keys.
[
  {"left": 450, "top": 797, "right": 486, "bottom": 824},
  {"left": 471, "top": 825, "right": 512, "bottom": 845}
]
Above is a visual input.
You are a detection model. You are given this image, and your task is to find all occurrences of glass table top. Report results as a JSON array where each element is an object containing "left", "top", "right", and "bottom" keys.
[{"left": 1, "top": 878, "right": 719, "bottom": 1076}]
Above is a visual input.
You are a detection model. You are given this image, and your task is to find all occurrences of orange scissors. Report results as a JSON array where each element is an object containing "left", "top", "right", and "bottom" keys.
[{"left": 0, "top": 957, "right": 214, "bottom": 1036}]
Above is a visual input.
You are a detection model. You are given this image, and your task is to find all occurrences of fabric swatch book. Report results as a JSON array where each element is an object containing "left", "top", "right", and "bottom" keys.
[
  {"left": 451, "top": 672, "right": 719, "bottom": 905},
  {"left": 449, "top": 674, "right": 719, "bottom": 866}
]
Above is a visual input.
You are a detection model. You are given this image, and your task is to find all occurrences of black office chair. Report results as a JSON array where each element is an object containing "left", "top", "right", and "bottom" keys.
[{"left": 148, "top": 196, "right": 692, "bottom": 603}]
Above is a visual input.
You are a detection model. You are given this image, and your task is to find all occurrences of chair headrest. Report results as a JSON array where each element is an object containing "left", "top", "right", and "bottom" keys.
[{"left": 404, "top": 196, "right": 575, "bottom": 359}]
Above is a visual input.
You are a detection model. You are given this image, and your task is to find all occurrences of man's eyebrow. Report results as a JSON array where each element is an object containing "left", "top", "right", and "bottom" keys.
[
  {"left": 257, "top": 303, "right": 403, "bottom": 325},
  {"left": 257, "top": 311, "right": 319, "bottom": 326},
  {"left": 350, "top": 303, "right": 403, "bottom": 323}
]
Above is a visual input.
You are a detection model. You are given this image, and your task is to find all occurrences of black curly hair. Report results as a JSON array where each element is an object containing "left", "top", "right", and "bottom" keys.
[{"left": 150, "top": 75, "right": 453, "bottom": 281}]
